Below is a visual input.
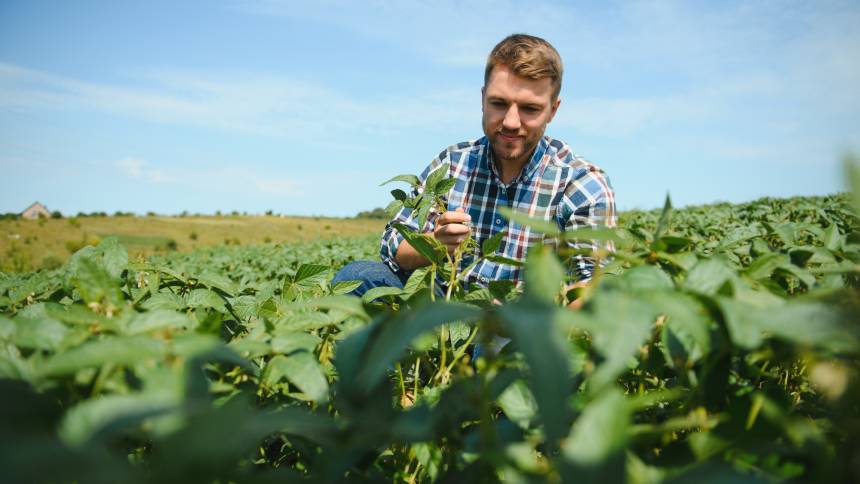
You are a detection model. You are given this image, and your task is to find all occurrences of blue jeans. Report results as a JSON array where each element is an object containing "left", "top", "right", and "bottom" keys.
[{"left": 332, "top": 260, "right": 412, "bottom": 297}]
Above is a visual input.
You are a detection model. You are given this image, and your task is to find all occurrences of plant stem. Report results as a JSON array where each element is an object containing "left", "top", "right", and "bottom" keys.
[
  {"left": 445, "top": 326, "right": 479, "bottom": 374},
  {"left": 413, "top": 357, "right": 421, "bottom": 399}
]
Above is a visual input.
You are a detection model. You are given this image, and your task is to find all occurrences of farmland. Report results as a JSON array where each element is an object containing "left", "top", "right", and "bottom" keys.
[
  {"left": 1, "top": 191, "right": 859, "bottom": 482},
  {"left": 0, "top": 214, "right": 386, "bottom": 273}
]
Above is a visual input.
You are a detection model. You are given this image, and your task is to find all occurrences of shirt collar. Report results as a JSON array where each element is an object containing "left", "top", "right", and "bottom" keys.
[{"left": 484, "top": 136, "right": 548, "bottom": 187}]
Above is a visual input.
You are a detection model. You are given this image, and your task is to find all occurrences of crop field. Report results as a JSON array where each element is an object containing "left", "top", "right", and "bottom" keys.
[
  {"left": 0, "top": 214, "right": 386, "bottom": 273},
  {"left": 1, "top": 190, "right": 859, "bottom": 482}
]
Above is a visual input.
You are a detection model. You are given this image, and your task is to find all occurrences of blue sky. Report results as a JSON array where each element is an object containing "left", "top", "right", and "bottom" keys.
[{"left": 1, "top": 0, "right": 858, "bottom": 216}]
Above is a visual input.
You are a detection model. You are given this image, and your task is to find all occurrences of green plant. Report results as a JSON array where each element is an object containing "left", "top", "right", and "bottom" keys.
[{"left": 0, "top": 181, "right": 858, "bottom": 482}]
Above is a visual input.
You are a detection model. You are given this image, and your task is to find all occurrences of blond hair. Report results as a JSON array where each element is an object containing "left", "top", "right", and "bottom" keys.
[{"left": 484, "top": 34, "right": 564, "bottom": 100}]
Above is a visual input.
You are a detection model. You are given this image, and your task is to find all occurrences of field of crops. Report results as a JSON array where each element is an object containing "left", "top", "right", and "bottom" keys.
[{"left": 1, "top": 189, "right": 858, "bottom": 482}]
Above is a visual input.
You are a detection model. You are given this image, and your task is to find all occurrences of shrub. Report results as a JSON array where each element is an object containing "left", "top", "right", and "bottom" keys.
[
  {"left": 40, "top": 255, "right": 63, "bottom": 270},
  {"left": 189, "top": 232, "right": 198, "bottom": 241},
  {"left": 50, "top": 210, "right": 62, "bottom": 219}
]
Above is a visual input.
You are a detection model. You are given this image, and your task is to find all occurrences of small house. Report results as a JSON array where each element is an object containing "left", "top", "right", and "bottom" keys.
[{"left": 21, "top": 202, "right": 50, "bottom": 220}]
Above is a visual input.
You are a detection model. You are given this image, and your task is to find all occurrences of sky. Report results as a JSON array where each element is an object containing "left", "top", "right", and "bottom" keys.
[{"left": 1, "top": 0, "right": 858, "bottom": 216}]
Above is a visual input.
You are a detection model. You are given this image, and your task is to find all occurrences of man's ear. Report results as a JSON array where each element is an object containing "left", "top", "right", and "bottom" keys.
[
  {"left": 547, "top": 97, "right": 561, "bottom": 123},
  {"left": 480, "top": 86, "right": 485, "bottom": 111}
]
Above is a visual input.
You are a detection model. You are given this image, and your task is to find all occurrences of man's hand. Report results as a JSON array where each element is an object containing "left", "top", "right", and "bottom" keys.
[
  {"left": 394, "top": 207, "right": 472, "bottom": 270},
  {"left": 434, "top": 207, "right": 472, "bottom": 255},
  {"left": 566, "top": 280, "right": 589, "bottom": 310}
]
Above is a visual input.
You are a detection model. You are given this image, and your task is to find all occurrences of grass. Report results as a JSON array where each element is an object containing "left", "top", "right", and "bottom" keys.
[{"left": 0, "top": 214, "right": 386, "bottom": 272}]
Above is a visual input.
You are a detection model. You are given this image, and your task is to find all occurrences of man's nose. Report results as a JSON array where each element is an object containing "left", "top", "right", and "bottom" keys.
[{"left": 502, "top": 104, "right": 520, "bottom": 130}]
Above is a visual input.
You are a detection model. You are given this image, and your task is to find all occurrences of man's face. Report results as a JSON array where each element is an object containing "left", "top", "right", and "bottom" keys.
[{"left": 482, "top": 64, "right": 561, "bottom": 170}]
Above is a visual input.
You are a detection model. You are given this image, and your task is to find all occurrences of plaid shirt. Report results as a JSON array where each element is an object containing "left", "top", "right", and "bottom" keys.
[{"left": 380, "top": 135, "right": 616, "bottom": 288}]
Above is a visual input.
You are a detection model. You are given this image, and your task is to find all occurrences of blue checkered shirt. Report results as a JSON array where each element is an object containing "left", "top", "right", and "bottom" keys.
[{"left": 380, "top": 135, "right": 616, "bottom": 288}]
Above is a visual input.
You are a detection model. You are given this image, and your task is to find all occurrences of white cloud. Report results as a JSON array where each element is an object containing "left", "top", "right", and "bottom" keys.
[
  {"left": 114, "top": 158, "right": 178, "bottom": 184},
  {"left": 115, "top": 158, "right": 144, "bottom": 178},
  {"left": 0, "top": 62, "right": 476, "bottom": 140}
]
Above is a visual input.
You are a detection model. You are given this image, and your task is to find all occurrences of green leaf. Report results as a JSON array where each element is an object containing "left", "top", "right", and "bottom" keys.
[
  {"left": 650, "top": 292, "right": 711, "bottom": 367},
  {"left": 59, "top": 393, "right": 176, "bottom": 446},
  {"left": 380, "top": 174, "right": 420, "bottom": 187},
  {"left": 330, "top": 279, "right": 362, "bottom": 295},
  {"left": 572, "top": 290, "right": 658, "bottom": 391},
  {"left": 264, "top": 352, "right": 329, "bottom": 402},
  {"left": 98, "top": 237, "right": 129, "bottom": 279},
  {"left": 523, "top": 246, "right": 565, "bottom": 304},
  {"left": 194, "top": 272, "right": 237, "bottom": 296},
  {"left": 13, "top": 315, "right": 68, "bottom": 351},
  {"left": 683, "top": 258, "right": 733, "bottom": 296},
  {"left": 69, "top": 256, "right": 124, "bottom": 307},
  {"left": 746, "top": 253, "right": 790, "bottom": 280},
  {"left": 621, "top": 265, "right": 674, "bottom": 291},
  {"left": 362, "top": 286, "right": 404, "bottom": 303},
  {"left": 499, "top": 206, "right": 560, "bottom": 235},
  {"left": 402, "top": 266, "right": 431, "bottom": 297},
  {"left": 434, "top": 177, "right": 456, "bottom": 195},
  {"left": 384, "top": 199, "right": 404, "bottom": 218},
  {"left": 497, "top": 379, "right": 538, "bottom": 429},
  {"left": 561, "top": 388, "right": 630, "bottom": 483},
  {"left": 481, "top": 229, "right": 506, "bottom": 255},
  {"left": 498, "top": 298, "right": 573, "bottom": 449},
  {"left": 719, "top": 298, "right": 858, "bottom": 352},
  {"left": 394, "top": 223, "right": 446, "bottom": 265},
  {"left": 44, "top": 303, "right": 108, "bottom": 327},
  {"left": 306, "top": 295, "right": 370, "bottom": 321},
  {"left": 185, "top": 288, "right": 226, "bottom": 311},
  {"left": 390, "top": 188, "right": 408, "bottom": 201},
  {"left": 271, "top": 332, "right": 322, "bottom": 354},
  {"left": 125, "top": 310, "right": 194, "bottom": 335},
  {"left": 37, "top": 336, "right": 166, "bottom": 378},
  {"left": 424, "top": 163, "right": 450, "bottom": 193},
  {"left": 293, "top": 264, "right": 330, "bottom": 287},
  {"left": 652, "top": 193, "right": 673, "bottom": 242}
]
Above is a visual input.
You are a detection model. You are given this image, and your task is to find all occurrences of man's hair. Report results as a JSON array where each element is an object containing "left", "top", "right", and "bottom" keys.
[{"left": 484, "top": 34, "right": 563, "bottom": 100}]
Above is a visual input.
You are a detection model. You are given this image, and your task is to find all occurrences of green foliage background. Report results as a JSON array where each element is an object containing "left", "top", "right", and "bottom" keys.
[{"left": 1, "top": 191, "right": 858, "bottom": 483}]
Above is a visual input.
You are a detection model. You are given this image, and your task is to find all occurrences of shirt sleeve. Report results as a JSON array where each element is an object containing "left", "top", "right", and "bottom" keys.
[
  {"left": 379, "top": 154, "right": 449, "bottom": 273},
  {"left": 556, "top": 164, "right": 616, "bottom": 283}
]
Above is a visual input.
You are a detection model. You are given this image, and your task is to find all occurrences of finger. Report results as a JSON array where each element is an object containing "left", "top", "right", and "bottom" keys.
[
  {"left": 437, "top": 223, "right": 471, "bottom": 236},
  {"left": 438, "top": 209, "right": 472, "bottom": 226}
]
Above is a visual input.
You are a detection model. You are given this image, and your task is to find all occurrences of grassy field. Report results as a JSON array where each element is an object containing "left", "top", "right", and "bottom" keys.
[{"left": 0, "top": 214, "right": 386, "bottom": 272}]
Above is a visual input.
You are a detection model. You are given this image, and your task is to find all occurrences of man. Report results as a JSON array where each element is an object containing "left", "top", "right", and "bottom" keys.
[{"left": 334, "top": 34, "right": 615, "bottom": 299}]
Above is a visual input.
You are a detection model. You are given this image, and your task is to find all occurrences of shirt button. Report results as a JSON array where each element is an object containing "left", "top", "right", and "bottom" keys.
[
  {"left": 523, "top": 176, "right": 529, "bottom": 182},
  {"left": 495, "top": 218, "right": 501, "bottom": 224}
]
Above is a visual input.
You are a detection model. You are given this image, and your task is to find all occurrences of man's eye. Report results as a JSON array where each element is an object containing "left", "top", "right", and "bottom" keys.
[{"left": 522, "top": 106, "right": 540, "bottom": 113}]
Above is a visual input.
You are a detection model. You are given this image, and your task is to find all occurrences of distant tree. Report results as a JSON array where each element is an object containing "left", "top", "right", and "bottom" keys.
[
  {"left": 356, "top": 207, "right": 389, "bottom": 219},
  {"left": 215, "top": 210, "right": 222, "bottom": 217},
  {"left": 50, "top": 210, "right": 63, "bottom": 219},
  {"left": 146, "top": 211, "right": 157, "bottom": 217},
  {"left": 179, "top": 210, "right": 189, "bottom": 217},
  {"left": 265, "top": 210, "right": 274, "bottom": 216}
]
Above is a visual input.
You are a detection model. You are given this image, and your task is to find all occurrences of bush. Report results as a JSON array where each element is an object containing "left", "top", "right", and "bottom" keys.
[
  {"left": 50, "top": 210, "right": 62, "bottom": 219},
  {"left": 189, "top": 232, "right": 198, "bottom": 241},
  {"left": 165, "top": 239, "right": 178, "bottom": 251},
  {"left": 356, "top": 207, "right": 389, "bottom": 219},
  {"left": 263, "top": 236, "right": 272, "bottom": 243},
  {"left": 40, "top": 255, "right": 63, "bottom": 270}
]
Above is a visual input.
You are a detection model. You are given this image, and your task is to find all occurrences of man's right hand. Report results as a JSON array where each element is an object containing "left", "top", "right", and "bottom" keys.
[
  {"left": 433, "top": 207, "right": 472, "bottom": 254},
  {"left": 394, "top": 207, "right": 472, "bottom": 270}
]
